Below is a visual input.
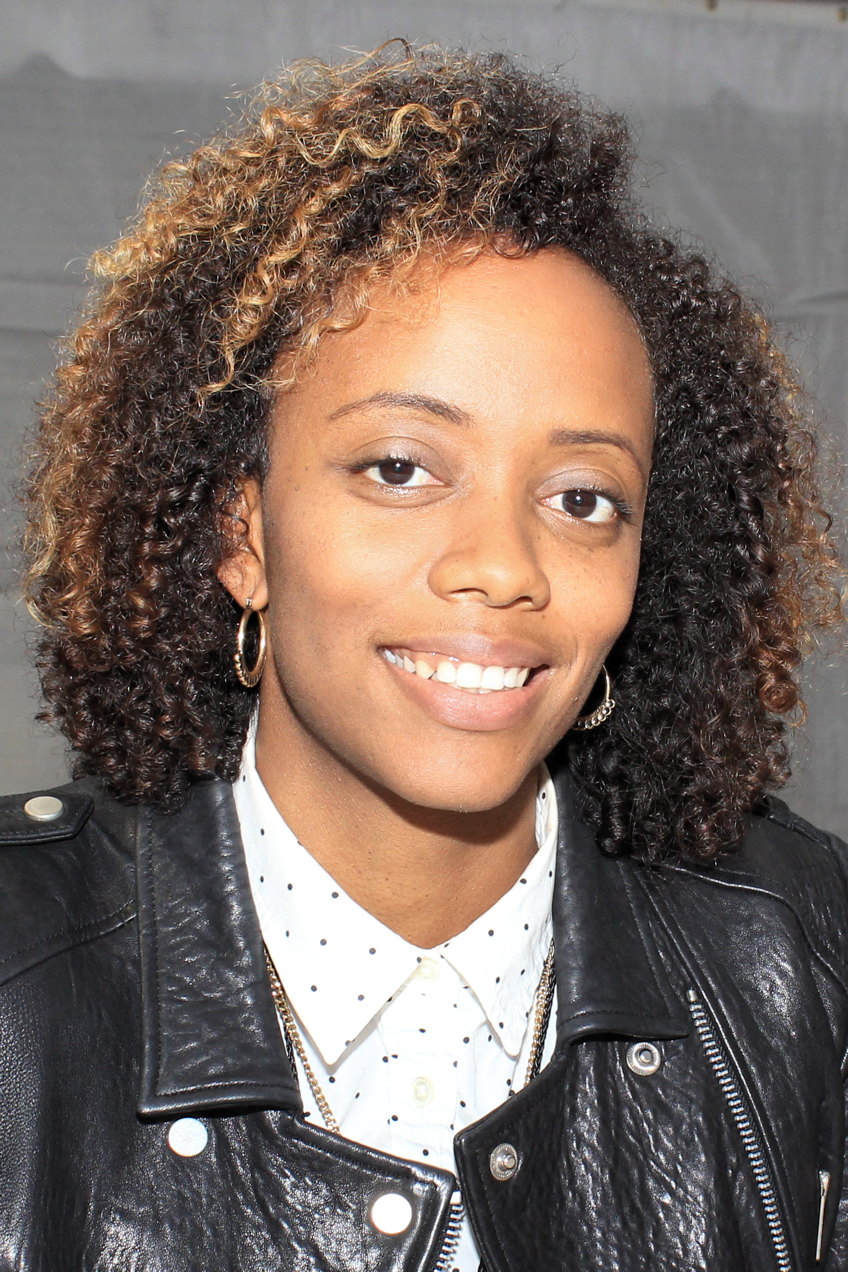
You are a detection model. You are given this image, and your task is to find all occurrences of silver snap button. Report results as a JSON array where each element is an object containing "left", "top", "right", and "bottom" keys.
[
  {"left": 369, "top": 1191, "right": 414, "bottom": 1235},
  {"left": 626, "top": 1041, "right": 662, "bottom": 1076},
  {"left": 489, "top": 1142, "right": 520, "bottom": 1181},
  {"left": 23, "top": 795, "right": 64, "bottom": 823},
  {"left": 167, "top": 1117, "right": 208, "bottom": 1157}
]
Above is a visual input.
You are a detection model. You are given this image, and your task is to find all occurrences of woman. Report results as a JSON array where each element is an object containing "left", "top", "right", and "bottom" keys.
[{"left": 2, "top": 45, "right": 846, "bottom": 1270}]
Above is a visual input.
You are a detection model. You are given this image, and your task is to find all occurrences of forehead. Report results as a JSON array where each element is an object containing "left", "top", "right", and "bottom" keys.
[
  {"left": 384, "top": 246, "right": 644, "bottom": 334},
  {"left": 275, "top": 247, "right": 654, "bottom": 441}
]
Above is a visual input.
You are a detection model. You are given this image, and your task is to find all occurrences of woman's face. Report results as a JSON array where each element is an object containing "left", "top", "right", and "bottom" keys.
[{"left": 226, "top": 248, "right": 654, "bottom": 812}]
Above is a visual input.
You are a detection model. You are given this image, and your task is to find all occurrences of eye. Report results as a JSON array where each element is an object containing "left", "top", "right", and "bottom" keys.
[
  {"left": 360, "top": 457, "right": 439, "bottom": 488},
  {"left": 548, "top": 488, "right": 619, "bottom": 523}
]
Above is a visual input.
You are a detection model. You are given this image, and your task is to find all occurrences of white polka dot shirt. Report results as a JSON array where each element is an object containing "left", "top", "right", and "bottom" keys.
[{"left": 235, "top": 733, "right": 558, "bottom": 1272}]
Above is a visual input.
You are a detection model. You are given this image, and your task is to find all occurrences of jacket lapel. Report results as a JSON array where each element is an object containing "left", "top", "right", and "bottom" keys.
[
  {"left": 551, "top": 771, "right": 689, "bottom": 1046},
  {"left": 134, "top": 776, "right": 300, "bottom": 1117},
  {"left": 133, "top": 770, "right": 686, "bottom": 1119}
]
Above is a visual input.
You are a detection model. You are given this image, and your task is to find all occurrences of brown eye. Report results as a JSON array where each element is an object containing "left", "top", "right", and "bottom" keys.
[
  {"left": 551, "top": 489, "right": 618, "bottom": 523},
  {"left": 377, "top": 459, "right": 418, "bottom": 485},
  {"left": 563, "top": 490, "right": 598, "bottom": 517},
  {"left": 360, "top": 457, "right": 439, "bottom": 489}
]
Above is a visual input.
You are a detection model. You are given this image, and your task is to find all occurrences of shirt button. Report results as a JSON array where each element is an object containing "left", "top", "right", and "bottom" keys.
[
  {"left": 411, "top": 1076, "right": 434, "bottom": 1106},
  {"left": 416, "top": 958, "right": 440, "bottom": 981}
]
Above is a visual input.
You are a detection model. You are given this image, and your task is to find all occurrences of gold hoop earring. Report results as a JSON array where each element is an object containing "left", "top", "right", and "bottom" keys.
[
  {"left": 234, "top": 598, "right": 267, "bottom": 688},
  {"left": 572, "top": 666, "right": 615, "bottom": 731}
]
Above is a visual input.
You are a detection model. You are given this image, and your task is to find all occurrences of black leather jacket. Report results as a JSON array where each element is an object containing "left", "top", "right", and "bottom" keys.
[{"left": 1, "top": 767, "right": 847, "bottom": 1271}]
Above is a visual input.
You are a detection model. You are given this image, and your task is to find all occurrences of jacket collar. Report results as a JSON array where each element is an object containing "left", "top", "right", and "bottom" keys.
[
  {"left": 551, "top": 771, "right": 689, "bottom": 1048},
  {"left": 134, "top": 770, "right": 687, "bottom": 1117},
  {"left": 135, "top": 777, "right": 301, "bottom": 1117}
]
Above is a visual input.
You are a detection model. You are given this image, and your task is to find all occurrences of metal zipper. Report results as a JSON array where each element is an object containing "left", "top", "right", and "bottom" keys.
[
  {"left": 432, "top": 1197, "right": 464, "bottom": 1272},
  {"left": 816, "top": 1170, "right": 831, "bottom": 1263},
  {"left": 687, "top": 989, "right": 793, "bottom": 1272}
]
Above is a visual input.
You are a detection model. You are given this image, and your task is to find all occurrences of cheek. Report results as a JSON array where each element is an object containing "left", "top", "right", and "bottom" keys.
[
  {"left": 549, "top": 537, "right": 642, "bottom": 649},
  {"left": 261, "top": 491, "right": 419, "bottom": 655}
]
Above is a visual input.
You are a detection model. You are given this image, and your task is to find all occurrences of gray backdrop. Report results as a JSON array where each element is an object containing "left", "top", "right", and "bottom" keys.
[{"left": 3, "top": 0, "right": 847, "bottom": 834}]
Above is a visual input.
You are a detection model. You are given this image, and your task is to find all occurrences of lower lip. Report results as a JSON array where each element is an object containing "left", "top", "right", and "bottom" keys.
[{"left": 381, "top": 656, "right": 551, "bottom": 732}]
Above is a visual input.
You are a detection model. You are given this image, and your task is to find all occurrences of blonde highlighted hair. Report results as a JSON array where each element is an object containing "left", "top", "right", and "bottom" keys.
[{"left": 23, "top": 45, "right": 844, "bottom": 860}]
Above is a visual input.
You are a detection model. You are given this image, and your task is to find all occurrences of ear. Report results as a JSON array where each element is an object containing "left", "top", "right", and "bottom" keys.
[{"left": 216, "top": 477, "right": 269, "bottom": 610}]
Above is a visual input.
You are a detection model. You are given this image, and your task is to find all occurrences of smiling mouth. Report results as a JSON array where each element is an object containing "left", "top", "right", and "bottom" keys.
[{"left": 381, "top": 647, "right": 543, "bottom": 694}]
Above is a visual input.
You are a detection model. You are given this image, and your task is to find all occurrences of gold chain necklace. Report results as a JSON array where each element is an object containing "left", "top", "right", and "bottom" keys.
[{"left": 264, "top": 939, "right": 556, "bottom": 1136}]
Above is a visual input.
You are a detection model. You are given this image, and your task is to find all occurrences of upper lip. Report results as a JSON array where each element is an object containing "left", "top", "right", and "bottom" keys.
[{"left": 381, "top": 635, "right": 555, "bottom": 668}]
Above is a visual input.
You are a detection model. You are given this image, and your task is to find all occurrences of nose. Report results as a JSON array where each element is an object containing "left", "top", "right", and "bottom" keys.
[{"left": 427, "top": 497, "right": 551, "bottom": 610}]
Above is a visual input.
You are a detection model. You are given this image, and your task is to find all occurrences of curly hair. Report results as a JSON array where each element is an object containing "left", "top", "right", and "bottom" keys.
[{"left": 23, "top": 45, "right": 845, "bottom": 861}]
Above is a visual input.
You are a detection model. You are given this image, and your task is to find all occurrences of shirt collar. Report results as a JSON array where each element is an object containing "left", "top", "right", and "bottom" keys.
[
  {"left": 437, "top": 773, "right": 556, "bottom": 1055},
  {"left": 234, "top": 732, "right": 557, "bottom": 1064}
]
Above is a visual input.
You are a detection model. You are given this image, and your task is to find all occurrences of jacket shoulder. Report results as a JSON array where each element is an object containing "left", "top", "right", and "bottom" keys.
[
  {"left": 679, "top": 797, "right": 848, "bottom": 986},
  {"left": 746, "top": 795, "right": 848, "bottom": 904},
  {"left": 0, "top": 778, "right": 137, "bottom": 987}
]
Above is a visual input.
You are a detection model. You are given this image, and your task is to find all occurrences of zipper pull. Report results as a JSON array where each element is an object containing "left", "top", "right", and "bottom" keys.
[{"left": 816, "top": 1169, "right": 831, "bottom": 1263}]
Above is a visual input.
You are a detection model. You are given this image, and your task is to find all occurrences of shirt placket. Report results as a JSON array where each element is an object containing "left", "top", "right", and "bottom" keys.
[{"left": 378, "top": 957, "right": 477, "bottom": 1173}]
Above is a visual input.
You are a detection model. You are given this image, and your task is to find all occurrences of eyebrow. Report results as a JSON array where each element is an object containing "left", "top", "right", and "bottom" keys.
[
  {"left": 330, "top": 392, "right": 647, "bottom": 475},
  {"left": 547, "top": 428, "right": 647, "bottom": 475},
  {"left": 329, "top": 391, "right": 473, "bottom": 428}
]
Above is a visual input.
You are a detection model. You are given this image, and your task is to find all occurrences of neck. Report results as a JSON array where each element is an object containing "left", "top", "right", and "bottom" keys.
[{"left": 253, "top": 707, "right": 539, "bottom": 948}]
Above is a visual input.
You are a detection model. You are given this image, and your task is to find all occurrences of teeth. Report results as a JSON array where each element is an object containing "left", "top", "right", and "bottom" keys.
[
  {"left": 383, "top": 649, "right": 534, "bottom": 693},
  {"left": 481, "top": 665, "right": 505, "bottom": 690},
  {"left": 455, "top": 662, "right": 483, "bottom": 689}
]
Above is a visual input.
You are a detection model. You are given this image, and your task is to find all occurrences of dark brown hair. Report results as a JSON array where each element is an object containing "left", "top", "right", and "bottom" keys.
[{"left": 23, "top": 45, "right": 845, "bottom": 861}]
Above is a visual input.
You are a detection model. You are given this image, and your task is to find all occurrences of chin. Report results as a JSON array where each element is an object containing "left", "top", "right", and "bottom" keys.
[{"left": 374, "top": 757, "right": 535, "bottom": 816}]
